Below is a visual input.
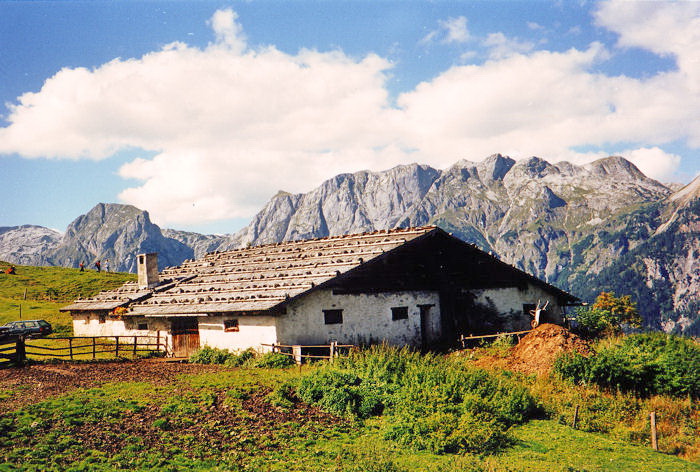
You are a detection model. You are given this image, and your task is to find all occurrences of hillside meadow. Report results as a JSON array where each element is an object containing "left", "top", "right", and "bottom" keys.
[{"left": 0, "top": 263, "right": 698, "bottom": 471}]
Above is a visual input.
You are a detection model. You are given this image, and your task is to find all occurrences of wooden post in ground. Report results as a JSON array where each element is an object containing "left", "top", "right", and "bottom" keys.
[
  {"left": 156, "top": 331, "right": 161, "bottom": 352},
  {"left": 15, "top": 337, "right": 26, "bottom": 365},
  {"left": 292, "top": 345, "right": 302, "bottom": 365},
  {"left": 133, "top": 336, "right": 137, "bottom": 358},
  {"left": 92, "top": 337, "right": 96, "bottom": 360},
  {"left": 650, "top": 411, "right": 658, "bottom": 451},
  {"left": 329, "top": 341, "right": 336, "bottom": 363},
  {"left": 69, "top": 338, "right": 74, "bottom": 360},
  {"left": 115, "top": 336, "right": 120, "bottom": 357},
  {"left": 572, "top": 405, "right": 579, "bottom": 429}
]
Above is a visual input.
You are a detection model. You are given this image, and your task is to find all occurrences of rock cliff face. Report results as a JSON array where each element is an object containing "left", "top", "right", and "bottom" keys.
[
  {"left": 0, "top": 155, "right": 697, "bottom": 333},
  {"left": 0, "top": 204, "right": 194, "bottom": 272},
  {"left": 0, "top": 225, "right": 61, "bottom": 266},
  {"left": 220, "top": 154, "right": 696, "bottom": 332}
]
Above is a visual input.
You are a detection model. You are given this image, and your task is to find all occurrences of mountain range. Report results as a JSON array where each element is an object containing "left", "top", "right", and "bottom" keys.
[{"left": 1, "top": 154, "right": 698, "bottom": 334}]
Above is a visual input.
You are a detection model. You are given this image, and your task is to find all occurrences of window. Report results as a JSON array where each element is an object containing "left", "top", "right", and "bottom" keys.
[
  {"left": 391, "top": 306, "right": 408, "bottom": 320},
  {"left": 137, "top": 323, "right": 148, "bottom": 330},
  {"left": 224, "top": 319, "right": 239, "bottom": 332},
  {"left": 98, "top": 314, "right": 106, "bottom": 324},
  {"left": 323, "top": 309, "right": 343, "bottom": 325}
]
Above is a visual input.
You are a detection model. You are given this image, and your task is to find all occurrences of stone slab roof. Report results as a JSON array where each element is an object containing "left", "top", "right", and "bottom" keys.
[{"left": 63, "top": 226, "right": 436, "bottom": 315}]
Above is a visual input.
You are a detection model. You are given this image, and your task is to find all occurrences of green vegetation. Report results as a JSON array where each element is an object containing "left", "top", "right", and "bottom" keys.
[
  {"left": 0, "top": 262, "right": 135, "bottom": 335},
  {"left": 2, "top": 354, "right": 698, "bottom": 470},
  {"left": 1, "top": 266, "right": 698, "bottom": 469},
  {"left": 189, "top": 346, "right": 294, "bottom": 368},
  {"left": 554, "top": 332, "right": 700, "bottom": 399},
  {"left": 574, "top": 291, "right": 642, "bottom": 338}
]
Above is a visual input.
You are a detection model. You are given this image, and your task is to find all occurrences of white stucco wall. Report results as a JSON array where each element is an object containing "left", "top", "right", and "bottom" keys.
[
  {"left": 276, "top": 289, "right": 441, "bottom": 347},
  {"left": 470, "top": 284, "right": 564, "bottom": 331},
  {"left": 198, "top": 315, "right": 278, "bottom": 352},
  {"left": 71, "top": 313, "right": 170, "bottom": 347}
]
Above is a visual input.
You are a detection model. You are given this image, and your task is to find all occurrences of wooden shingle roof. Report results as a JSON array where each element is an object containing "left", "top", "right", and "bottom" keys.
[{"left": 63, "top": 226, "right": 437, "bottom": 315}]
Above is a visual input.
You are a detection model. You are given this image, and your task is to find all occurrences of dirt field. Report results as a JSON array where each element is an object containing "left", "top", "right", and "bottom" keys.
[{"left": 0, "top": 360, "right": 227, "bottom": 415}]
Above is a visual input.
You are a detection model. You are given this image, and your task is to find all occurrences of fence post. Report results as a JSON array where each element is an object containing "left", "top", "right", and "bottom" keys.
[
  {"left": 156, "top": 331, "right": 161, "bottom": 352},
  {"left": 133, "top": 336, "right": 137, "bottom": 358},
  {"left": 329, "top": 341, "right": 336, "bottom": 363},
  {"left": 15, "top": 337, "right": 26, "bottom": 365},
  {"left": 92, "top": 337, "right": 96, "bottom": 360},
  {"left": 292, "top": 345, "right": 302, "bottom": 365},
  {"left": 69, "top": 338, "right": 73, "bottom": 360},
  {"left": 650, "top": 411, "right": 658, "bottom": 451},
  {"left": 115, "top": 336, "right": 120, "bottom": 357},
  {"left": 572, "top": 405, "right": 579, "bottom": 429}
]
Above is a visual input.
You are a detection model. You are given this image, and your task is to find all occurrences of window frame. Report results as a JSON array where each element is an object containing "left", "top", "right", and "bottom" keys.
[
  {"left": 323, "top": 309, "right": 343, "bottom": 325},
  {"left": 224, "top": 319, "right": 240, "bottom": 332},
  {"left": 391, "top": 306, "right": 409, "bottom": 321}
]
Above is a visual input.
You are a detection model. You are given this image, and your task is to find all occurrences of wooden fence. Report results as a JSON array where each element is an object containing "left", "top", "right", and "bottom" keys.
[
  {"left": 0, "top": 334, "right": 168, "bottom": 366},
  {"left": 459, "top": 329, "right": 533, "bottom": 348},
  {"left": 261, "top": 342, "right": 355, "bottom": 364}
]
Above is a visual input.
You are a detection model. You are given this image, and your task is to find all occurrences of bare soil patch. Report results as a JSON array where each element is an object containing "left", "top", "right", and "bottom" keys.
[
  {"left": 475, "top": 323, "right": 592, "bottom": 375},
  {"left": 0, "top": 360, "right": 227, "bottom": 414}
]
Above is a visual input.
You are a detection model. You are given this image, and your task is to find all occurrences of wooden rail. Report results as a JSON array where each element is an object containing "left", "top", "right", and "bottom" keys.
[
  {"left": 0, "top": 335, "right": 168, "bottom": 366},
  {"left": 260, "top": 342, "right": 354, "bottom": 364},
  {"left": 459, "top": 329, "right": 533, "bottom": 348}
]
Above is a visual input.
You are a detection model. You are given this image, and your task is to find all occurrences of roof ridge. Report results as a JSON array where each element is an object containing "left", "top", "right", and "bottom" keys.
[{"left": 204, "top": 225, "right": 438, "bottom": 259}]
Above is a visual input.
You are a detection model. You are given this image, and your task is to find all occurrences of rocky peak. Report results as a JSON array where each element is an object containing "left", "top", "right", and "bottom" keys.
[
  {"left": 586, "top": 156, "right": 647, "bottom": 181},
  {"left": 476, "top": 153, "right": 516, "bottom": 182},
  {"left": 669, "top": 174, "right": 700, "bottom": 206},
  {"left": 510, "top": 156, "right": 557, "bottom": 179}
]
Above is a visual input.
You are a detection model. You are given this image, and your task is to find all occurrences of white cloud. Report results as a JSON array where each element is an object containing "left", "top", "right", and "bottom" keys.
[
  {"left": 208, "top": 8, "right": 247, "bottom": 54},
  {"left": 0, "top": 3, "right": 699, "bottom": 227},
  {"left": 441, "top": 16, "right": 470, "bottom": 44},
  {"left": 482, "top": 32, "right": 535, "bottom": 59},
  {"left": 622, "top": 147, "right": 681, "bottom": 182},
  {"left": 421, "top": 16, "right": 469, "bottom": 45}
]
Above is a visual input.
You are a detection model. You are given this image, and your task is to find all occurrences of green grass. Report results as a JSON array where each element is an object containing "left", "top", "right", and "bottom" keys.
[
  {"left": 0, "top": 262, "right": 135, "bottom": 335},
  {"left": 1, "top": 366, "right": 697, "bottom": 471}
]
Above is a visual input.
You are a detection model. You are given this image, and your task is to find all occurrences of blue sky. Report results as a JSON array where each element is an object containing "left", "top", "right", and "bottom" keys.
[{"left": 1, "top": 1, "right": 698, "bottom": 235}]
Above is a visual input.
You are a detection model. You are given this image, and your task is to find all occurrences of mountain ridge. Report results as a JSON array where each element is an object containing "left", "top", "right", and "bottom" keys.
[{"left": 1, "top": 155, "right": 697, "bottom": 334}]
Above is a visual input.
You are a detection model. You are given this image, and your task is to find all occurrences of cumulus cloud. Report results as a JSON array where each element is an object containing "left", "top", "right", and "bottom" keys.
[
  {"left": 0, "top": 1, "right": 698, "bottom": 227},
  {"left": 482, "top": 32, "right": 536, "bottom": 59}
]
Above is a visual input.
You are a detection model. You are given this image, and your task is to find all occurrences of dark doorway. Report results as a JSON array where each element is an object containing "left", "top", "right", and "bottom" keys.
[
  {"left": 418, "top": 304, "right": 434, "bottom": 348},
  {"left": 171, "top": 317, "right": 199, "bottom": 357}
]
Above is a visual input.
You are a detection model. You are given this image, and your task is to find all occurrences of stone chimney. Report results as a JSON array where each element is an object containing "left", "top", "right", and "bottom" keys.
[{"left": 137, "top": 253, "right": 159, "bottom": 289}]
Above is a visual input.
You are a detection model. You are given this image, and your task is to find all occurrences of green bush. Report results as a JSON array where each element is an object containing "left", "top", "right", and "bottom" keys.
[
  {"left": 574, "top": 292, "right": 641, "bottom": 338},
  {"left": 249, "top": 351, "right": 295, "bottom": 368},
  {"left": 189, "top": 346, "right": 258, "bottom": 366},
  {"left": 225, "top": 348, "right": 255, "bottom": 367},
  {"left": 189, "top": 346, "right": 235, "bottom": 364},
  {"left": 554, "top": 332, "right": 700, "bottom": 398},
  {"left": 296, "top": 346, "right": 538, "bottom": 455}
]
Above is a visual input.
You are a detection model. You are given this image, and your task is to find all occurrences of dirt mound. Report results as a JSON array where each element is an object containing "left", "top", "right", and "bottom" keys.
[{"left": 505, "top": 323, "right": 591, "bottom": 375}]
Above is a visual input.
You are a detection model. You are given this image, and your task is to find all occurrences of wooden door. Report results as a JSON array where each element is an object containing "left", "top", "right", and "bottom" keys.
[{"left": 171, "top": 317, "right": 199, "bottom": 357}]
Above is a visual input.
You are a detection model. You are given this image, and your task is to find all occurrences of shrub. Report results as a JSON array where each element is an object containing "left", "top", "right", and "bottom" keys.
[
  {"left": 189, "top": 347, "right": 259, "bottom": 366},
  {"left": 554, "top": 332, "right": 700, "bottom": 398},
  {"left": 189, "top": 346, "right": 235, "bottom": 365},
  {"left": 249, "top": 351, "right": 295, "bottom": 368},
  {"left": 225, "top": 348, "right": 255, "bottom": 367},
  {"left": 574, "top": 292, "right": 641, "bottom": 338},
  {"left": 296, "top": 346, "right": 538, "bottom": 455}
]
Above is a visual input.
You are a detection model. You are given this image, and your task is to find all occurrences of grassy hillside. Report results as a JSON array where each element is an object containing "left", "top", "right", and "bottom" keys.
[
  {"left": 1, "top": 360, "right": 698, "bottom": 471},
  {"left": 0, "top": 262, "right": 135, "bottom": 335}
]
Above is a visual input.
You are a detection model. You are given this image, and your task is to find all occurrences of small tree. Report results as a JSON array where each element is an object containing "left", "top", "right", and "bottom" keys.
[{"left": 574, "top": 291, "right": 641, "bottom": 337}]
